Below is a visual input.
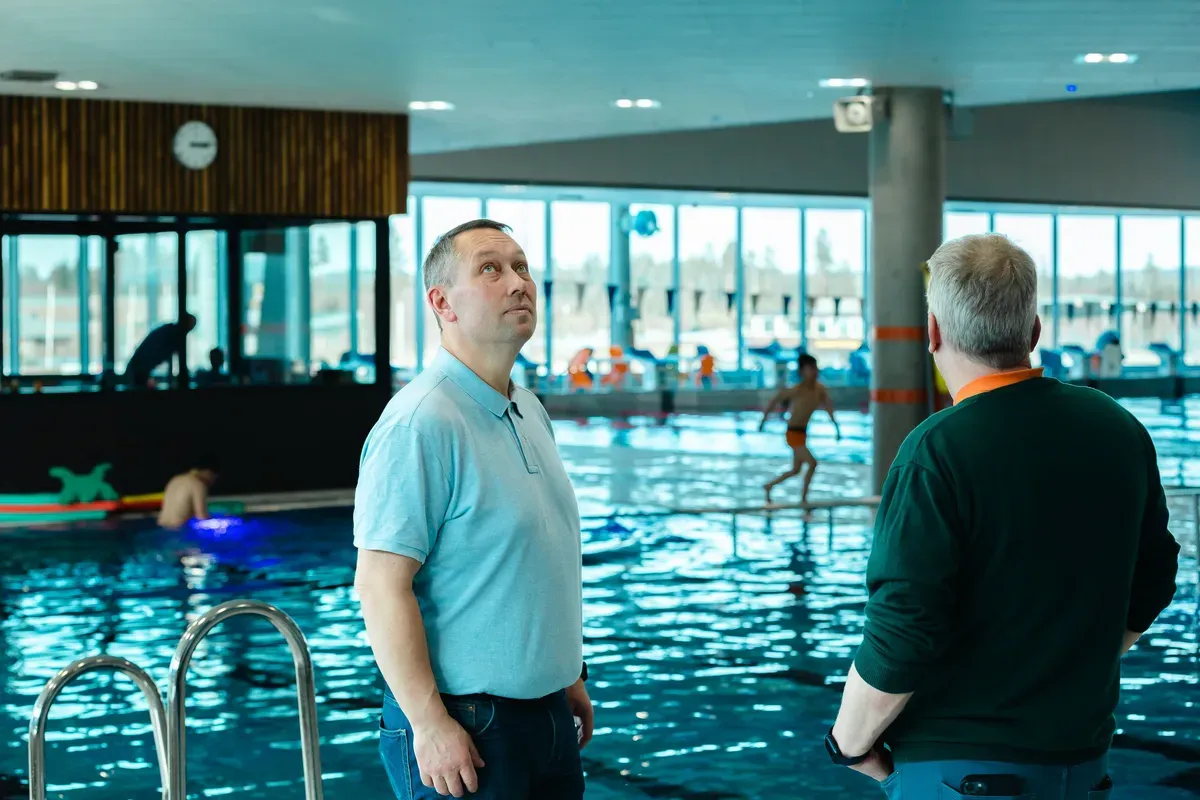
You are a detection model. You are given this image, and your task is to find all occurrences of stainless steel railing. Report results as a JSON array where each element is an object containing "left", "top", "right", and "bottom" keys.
[
  {"left": 28, "top": 655, "right": 169, "bottom": 800},
  {"left": 1165, "top": 487, "right": 1200, "bottom": 560},
  {"left": 28, "top": 600, "right": 322, "bottom": 800},
  {"left": 588, "top": 489, "right": 1200, "bottom": 560},
  {"left": 168, "top": 599, "right": 323, "bottom": 800}
]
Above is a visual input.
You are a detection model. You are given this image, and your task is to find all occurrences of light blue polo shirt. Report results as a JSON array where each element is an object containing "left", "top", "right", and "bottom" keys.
[{"left": 353, "top": 347, "right": 583, "bottom": 699}]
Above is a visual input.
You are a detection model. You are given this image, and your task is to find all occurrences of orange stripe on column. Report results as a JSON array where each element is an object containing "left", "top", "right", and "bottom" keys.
[
  {"left": 870, "top": 389, "right": 927, "bottom": 404},
  {"left": 873, "top": 326, "right": 925, "bottom": 341}
]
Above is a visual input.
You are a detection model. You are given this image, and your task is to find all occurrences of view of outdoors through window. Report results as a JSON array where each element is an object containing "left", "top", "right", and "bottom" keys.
[{"left": 3, "top": 188, "right": 1197, "bottom": 383}]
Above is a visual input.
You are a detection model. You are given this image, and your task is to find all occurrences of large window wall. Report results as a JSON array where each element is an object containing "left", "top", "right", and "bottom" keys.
[
  {"left": 2, "top": 216, "right": 379, "bottom": 391},
  {"left": 384, "top": 185, "right": 1200, "bottom": 380},
  {"left": 630, "top": 204, "right": 675, "bottom": 358},
  {"left": 388, "top": 187, "right": 876, "bottom": 377},
  {"left": 1187, "top": 217, "right": 1200, "bottom": 365},
  {"left": 804, "top": 209, "right": 865, "bottom": 367},
  {"left": 742, "top": 207, "right": 801, "bottom": 352},
  {"left": 10, "top": 189, "right": 1197, "bottom": 392}
]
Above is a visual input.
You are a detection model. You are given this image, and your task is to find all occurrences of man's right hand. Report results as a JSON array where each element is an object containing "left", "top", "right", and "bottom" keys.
[{"left": 412, "top": 713, "right": 486, "bottom": 798}]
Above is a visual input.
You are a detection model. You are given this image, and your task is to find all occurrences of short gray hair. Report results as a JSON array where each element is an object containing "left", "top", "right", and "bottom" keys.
[
  {"left": 422, "top": 218, "right": 512, "bottom": 292},
  {"left": 926, "top": 233, "right": 1038, "bottom": 369}
]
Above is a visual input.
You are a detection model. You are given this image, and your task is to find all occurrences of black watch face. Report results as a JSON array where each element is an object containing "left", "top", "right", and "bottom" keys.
[{"left": 823, "top": 733, "right": 839, "bottom": 760}]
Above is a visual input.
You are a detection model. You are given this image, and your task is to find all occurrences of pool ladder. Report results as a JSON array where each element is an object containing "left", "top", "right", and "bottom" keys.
[{"left": 27, "top": 599, "right": 324, "bottom": 800}]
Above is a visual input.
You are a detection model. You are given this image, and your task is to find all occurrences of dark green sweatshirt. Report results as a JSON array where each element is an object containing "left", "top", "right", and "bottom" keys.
[{"left": 854, "top": 376, "right": 1181, "bottom": 764}]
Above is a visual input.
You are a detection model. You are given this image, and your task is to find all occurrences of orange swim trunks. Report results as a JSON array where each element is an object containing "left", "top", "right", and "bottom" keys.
[{"left": 786, "top": 428, "right": 807, "bottom": 448}]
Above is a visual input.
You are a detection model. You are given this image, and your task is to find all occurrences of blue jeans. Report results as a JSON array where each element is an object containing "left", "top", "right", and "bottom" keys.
[
  {"left": 879, "top": 755, "right": 1112, "bottom": 799},
  {"left": 378, "top": 688, "right": 584, "bottom": 799}
]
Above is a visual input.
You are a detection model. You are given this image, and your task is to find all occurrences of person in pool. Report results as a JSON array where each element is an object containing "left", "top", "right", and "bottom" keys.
[
  {"left": 759, "top": 354, "right": 840, "bottom": 504},
  {"left": 158, "top": 467, "right": 218, "bottom": 529}
]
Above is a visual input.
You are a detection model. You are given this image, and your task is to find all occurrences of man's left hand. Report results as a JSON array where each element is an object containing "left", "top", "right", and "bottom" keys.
[
  {"left": 847, "top": 746, "right": 894, "bottom": 782},
  {"left": 565, "top": 678, "right": 594, "bottom": 749}
]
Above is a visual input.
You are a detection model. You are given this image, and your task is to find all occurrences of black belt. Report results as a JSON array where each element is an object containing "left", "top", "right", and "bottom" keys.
[{"left": 442, "top": 690, "right": 562, "bottom": 706}]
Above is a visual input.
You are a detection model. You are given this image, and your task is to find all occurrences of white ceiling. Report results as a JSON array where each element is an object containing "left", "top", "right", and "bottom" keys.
[{"left": 1, "top": 0, "right": 1198, "bottom": 155}]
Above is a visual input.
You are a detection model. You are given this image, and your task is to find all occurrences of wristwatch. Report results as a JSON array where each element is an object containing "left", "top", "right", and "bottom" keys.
[{"left": 824, "top": 728, "right": 871, "bottom": 766}]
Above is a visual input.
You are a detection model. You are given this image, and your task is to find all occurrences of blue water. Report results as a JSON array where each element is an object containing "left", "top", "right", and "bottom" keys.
[{"left": 1, "top": 406, "right": 1197, "bottom": 799}]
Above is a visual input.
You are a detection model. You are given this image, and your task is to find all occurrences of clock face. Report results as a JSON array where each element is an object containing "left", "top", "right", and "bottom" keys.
[{"left": 173, "top": 121, "right": 218, "bottom": 170}]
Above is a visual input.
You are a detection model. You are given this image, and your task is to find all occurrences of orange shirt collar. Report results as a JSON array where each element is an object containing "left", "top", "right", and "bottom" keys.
[{"left": 953, "top": 367, "right": 1044, "bottom": 405}]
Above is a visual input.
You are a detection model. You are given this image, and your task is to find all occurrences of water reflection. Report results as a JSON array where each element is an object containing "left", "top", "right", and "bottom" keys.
[{"left": 0, "top": 408, "right": 1196, "bottom": 799}]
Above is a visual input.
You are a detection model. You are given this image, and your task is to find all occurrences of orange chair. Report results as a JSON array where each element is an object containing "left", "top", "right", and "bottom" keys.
[
  {"left": 696, "top": 350, "right": 717, "bottom": 389},
  {"left": 568, "top": 348, "right": 595, "bottom": 391},
  {"left": 603, "top": 345, "right": 629, "bottom": 389}
]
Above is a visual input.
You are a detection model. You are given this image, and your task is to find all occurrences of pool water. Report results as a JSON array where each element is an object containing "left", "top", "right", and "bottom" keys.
[{"left": 1, "top": 405, "right": 1198, "bottom": 800}]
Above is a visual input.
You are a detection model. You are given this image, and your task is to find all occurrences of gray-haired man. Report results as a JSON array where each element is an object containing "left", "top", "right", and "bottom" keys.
[{"left": 826, "top": 234, "right": 1179, "bottom": 799}]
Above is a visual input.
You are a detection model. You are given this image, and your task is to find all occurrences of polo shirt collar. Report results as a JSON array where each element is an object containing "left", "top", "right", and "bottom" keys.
[
  {"left": 953, "top": 367, "right": 1044, "bottom": 405},
  {"left": 433, "top": 347, "right": 515, "bottom": 418}
]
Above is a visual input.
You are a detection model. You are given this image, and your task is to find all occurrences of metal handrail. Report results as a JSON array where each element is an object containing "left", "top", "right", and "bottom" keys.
[
  {"left": 582, "top": 496, "right": 882, "bottom": 521},
  {"left": 28, "top": 655, "right": 169, "bottom": 800},
  {"left": 167, "top": 599, "right": 323, "bottom": 800}
]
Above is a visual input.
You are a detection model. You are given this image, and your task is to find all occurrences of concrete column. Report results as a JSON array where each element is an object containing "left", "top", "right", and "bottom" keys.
[
  {"left": 869, "top": 87, "right": 946, "bottom": 493},
  {"left": 610, "top": 203, "right": 634, "bottom": 350}
]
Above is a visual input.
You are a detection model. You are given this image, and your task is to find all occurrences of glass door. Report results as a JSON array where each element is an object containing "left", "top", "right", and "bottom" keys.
[
  {"left": 240, "top": 226, "right": 310, "bottom": 385},
  {"left": 239, "top": 224, "right": 370, "bottom": 385},
  {"left": 2, "top": 234, "right": 87, "bottom": 377},
  {"left": 114, "top": 231, "right": 180, "bottom": 387},
  {"left": 185, "top": 228, "right": 227, "bottom": 383}
]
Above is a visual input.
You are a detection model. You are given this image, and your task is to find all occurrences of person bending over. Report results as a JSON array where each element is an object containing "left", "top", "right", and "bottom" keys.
[{"left": 126, "top": 313, "right": 197, "bottom": 388}]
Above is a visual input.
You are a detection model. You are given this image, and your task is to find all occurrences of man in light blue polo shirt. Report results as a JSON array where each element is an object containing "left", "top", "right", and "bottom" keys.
[{"left": 354, "top": 219, "right": 591, "bottom": 800}]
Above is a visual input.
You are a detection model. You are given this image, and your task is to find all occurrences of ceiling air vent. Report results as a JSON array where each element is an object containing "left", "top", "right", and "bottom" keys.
[{"left": 0, "top": 70, "right": 60, "bottom": 83}]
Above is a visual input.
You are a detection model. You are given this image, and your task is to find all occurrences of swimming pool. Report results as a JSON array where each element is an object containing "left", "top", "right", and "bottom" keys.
[{"left": 1, "top": 406, "right": 1197, "bottom": 799}]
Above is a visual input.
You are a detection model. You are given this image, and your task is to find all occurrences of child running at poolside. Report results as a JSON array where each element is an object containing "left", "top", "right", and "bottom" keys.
[{"left": 758, "top": 354, "right": 840, "bottom": 503}]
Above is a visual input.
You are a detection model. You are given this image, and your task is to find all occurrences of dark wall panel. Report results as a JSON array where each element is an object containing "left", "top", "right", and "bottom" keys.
[
  {"left": 0, "top": 95, "right": 408, "bottom": 217},
  {"left": 0, "top": 386, "right": 388, "bottom": 496}
]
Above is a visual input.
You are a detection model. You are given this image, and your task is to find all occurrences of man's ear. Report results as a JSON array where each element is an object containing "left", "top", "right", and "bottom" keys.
[
  {"left": 1031, "top": 315, "right": 1042, "bottom": 352},
  {"left": 927, "top": 312, "right": 941, "bottom": 354},
  {"left": 428, "top": 286, "right": 457, "bottom": 325}
]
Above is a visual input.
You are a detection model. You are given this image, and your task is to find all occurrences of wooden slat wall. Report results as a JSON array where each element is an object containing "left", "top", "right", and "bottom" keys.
[{"left": 0, "top": 95, "right": 408, "bottom": 218}]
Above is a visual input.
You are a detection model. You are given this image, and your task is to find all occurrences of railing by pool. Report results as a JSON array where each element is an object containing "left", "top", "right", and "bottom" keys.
[
  {"left": 584, "top": 490, "right": 1200, "bottom": 562},
  {"left": 28, "top": 600, "right": 322, "bottom": 800}
]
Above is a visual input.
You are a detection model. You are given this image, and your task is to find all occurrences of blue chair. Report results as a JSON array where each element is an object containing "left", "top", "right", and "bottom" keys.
[{"left": 1039, "top": 349, "right": 1065, "bottom": 380}]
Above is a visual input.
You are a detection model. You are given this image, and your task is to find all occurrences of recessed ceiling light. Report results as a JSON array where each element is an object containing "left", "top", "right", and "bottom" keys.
[
  {"left": 54, "top": 81, "right": 77, "bottom": 91},
  {"left": 408, "top": 100, "right": 454, "bottom": 111},
  {"left": 77, "top": 80, "right": 99, "bottom": 91},
  {"left": 614, "top": 98, "right": 660, "bottom": 109},
  {"left": 1074, "top": 53, "right": 1138, "bottom": 64},
  {"left": 819, "top": 78, "right": 870, "bottom": 89},
  {"left": 820, "top": 78, "right": 870, "bottom": 89}
]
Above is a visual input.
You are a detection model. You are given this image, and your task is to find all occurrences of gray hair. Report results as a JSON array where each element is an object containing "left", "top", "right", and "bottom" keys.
[
  {"left": 422, "top": 218, "right": 512, "bottom": 292},
  {"left": 926, "top": 233, "right": 1038, "bottom": 369}
]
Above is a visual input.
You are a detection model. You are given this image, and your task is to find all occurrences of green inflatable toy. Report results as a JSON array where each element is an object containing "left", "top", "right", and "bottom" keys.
[{"left": 49, "top": 464, "right": 119, "bottom": 505}]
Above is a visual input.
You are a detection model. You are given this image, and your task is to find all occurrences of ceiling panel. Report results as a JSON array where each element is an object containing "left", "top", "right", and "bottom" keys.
[{"left": 0, "top": 0, "right": 1197, "bottom": 153}]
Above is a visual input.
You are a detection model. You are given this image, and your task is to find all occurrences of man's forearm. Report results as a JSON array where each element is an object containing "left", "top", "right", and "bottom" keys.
[
  {"left": 359, "top": 582, "right": 447, "bottom": 727},
  {"left": 1121, "top": 629, "right": 1141, "bottom": 655},
  {"left": 831, "top": 663, "right": 913, "bottom": 756}
]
